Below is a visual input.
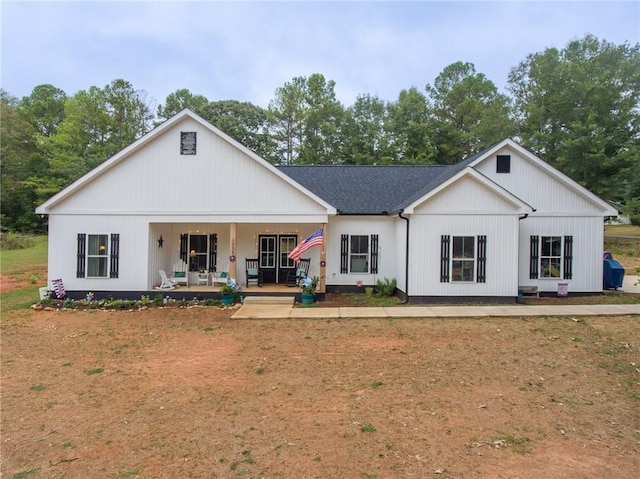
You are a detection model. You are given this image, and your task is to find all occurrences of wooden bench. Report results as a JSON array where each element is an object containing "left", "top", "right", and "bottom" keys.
[{"left": 518, "top": 286, "right": 539, "bottom": 298}]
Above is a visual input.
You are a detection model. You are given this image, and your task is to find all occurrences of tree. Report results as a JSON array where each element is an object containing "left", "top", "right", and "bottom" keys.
[
  {"left": 267, "top": 74, "right": 344, "bottom": 165},
  {"left": 426, "top": 62, "right": 515, "bottom": 164},
  {"left": 0, "top": 91, "right": 46, "bottom": 231},
  {"left": 40, "top": 80, "right": 154, "bottom": 196},
  {"left": 508, "top": 35, "right": 640, "bottom": 201},
  {"left": 201, "top": 100, "right": 277, "bottom": 162},
  {"left": 157, "top": 88, "right": 209, "bottom": 122},
  {"left": 297, "top": 73, "right": 344, "bottom": 165},
  {"left": 267, "top": 76, "right": 306, "bottom": 164},
  {"left": 17, "top": 84, "right": 67, "bottom": 137},
  {"left": 385, "top": 87, "right": 436, "bottom": 164},
  {"left": 340, "top": 94, "right": 393, "bottom": 165}
]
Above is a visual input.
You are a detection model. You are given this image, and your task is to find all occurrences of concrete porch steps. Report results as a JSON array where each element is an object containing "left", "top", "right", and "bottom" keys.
[{"left": 242, "top": 296, "right": 296, "bottom": 305}]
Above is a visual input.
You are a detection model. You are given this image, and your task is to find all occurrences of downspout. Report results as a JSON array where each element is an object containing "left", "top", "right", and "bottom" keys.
[{"left": 398, "top": 211, "right": 410, "bottom": 304}]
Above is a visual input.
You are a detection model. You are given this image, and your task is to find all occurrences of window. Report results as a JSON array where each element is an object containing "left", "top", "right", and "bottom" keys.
[
  {"left": 77, "top": 233, "right": 119, "bottom": 278},
  {"left": 280, "top": 236, "right": 297, "bottom": 269},
  {"left": 189, "top": 234, "right": 207, "bottom": 271},
  {"left": 88, "top": 234, "right": 109, "bottom": 277},
  {"left": 180, "top": 233, "right": 217, "bottom": 272},
  {"left": 260, "top": 236, "right": 276, "bottom": 269},
  {"left": 496, "top": 154, "right": 511, "bottom": 173},
  {"left": 452, "top": 236, "right": 475, "bottom": 281},
  {"left": 180, "top": 131, "right": 197, "bottom": 155},
  {"left": 540, "top": 236, "right": 561, "bottom": 278},
  {"left": 340, "top": 234, "right": 379, "bottom": 274},
  {"left": 530, "top": 235, "right": 573, "bottom": 280},
  {"left": 440, "top": 235, "right": 486, "bottom": 283},
  {"left": 350, "top": 235, "right": 369, "bottom": 273}
]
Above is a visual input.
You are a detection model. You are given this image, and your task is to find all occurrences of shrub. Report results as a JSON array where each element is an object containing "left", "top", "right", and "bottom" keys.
[
  {"left": 0, "top": 232, "right": 35, "bottom": 250},
  {"left": 153, "top": 294, "right": 165, "bottom": 306},
  {"left": 375, "top": 277, "right": 397, "bottom": 297}
]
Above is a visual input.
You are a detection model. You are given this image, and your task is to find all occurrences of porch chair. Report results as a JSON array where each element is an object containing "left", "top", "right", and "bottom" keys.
[
  {"left": 245, "top": 258, "right": 263, "bottom": 287},
  {"left": 170, "top": 260, "right": 189, "bottom": 286},
  {"left": 212, "top": 263, "right": 229, "bottom": 285},
  {"left": 157, "top": 270, "right": 177, "bottom": 290},
  {"left": 286, "top": 258, "right": 311, "bottom": 287}
]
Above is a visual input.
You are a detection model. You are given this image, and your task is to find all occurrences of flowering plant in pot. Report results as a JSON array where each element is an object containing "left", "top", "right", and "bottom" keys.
[
  {"left": 220, "top": 278, "right": 241, "bottom": 305},
  {"left": 300, "top": 276, "right": 318, "bottom": 304}
]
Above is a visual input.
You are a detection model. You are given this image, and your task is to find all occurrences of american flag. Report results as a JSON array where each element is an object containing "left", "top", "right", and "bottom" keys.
[{"left": 288, "top": 228, "right": 324, "bottom": 262}]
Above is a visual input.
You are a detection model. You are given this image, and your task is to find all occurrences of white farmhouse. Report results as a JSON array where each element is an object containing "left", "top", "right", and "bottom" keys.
[{"left": 36, "top": 110, "right": 617, "bottom": 301}]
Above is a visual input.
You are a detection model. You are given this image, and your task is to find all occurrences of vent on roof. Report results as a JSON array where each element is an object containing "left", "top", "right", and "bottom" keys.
[
  {"left": 496, "top": 155, "right": 510, "bottom": 173},
  {"left": 180, "top": 132, "right": 197, "bottom": 155}
]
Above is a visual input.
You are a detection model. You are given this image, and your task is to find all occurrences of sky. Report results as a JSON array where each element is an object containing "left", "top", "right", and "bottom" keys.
[{"left": 2, "top": 1, "right": 639, "bottom": 110}]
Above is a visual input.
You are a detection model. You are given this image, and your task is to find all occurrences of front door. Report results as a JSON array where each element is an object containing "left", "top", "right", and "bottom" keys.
[{"left": 259, "top": 234, "right": 297, "bottom": 284}]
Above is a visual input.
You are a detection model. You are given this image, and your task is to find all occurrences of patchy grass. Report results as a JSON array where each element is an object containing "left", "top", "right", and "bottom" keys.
[
  {"left": 605, "top": 224, "right": 640, "bottom": 237},
  {"left": 2, "top": 309, "right": 638, "bottom": 478},
  {"left": 1, "top": 235, "right": 48, "bottom": 311}
]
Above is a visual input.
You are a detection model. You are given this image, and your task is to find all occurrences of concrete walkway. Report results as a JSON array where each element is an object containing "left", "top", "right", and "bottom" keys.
[
  {"left": 622, "top": 275, "right": 640, "bottom": 293},
  {"left": 232, "top": 302, "right": 639, "bottom": 320}
]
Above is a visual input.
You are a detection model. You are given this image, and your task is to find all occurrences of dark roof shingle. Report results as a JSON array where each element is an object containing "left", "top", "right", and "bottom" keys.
[{"left": 278, "top": 140, "right": 507, "bottom": 214}]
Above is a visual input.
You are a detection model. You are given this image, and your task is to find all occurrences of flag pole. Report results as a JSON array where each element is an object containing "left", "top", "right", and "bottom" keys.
[{"left": 319, "top": 224, "right": 326, "bottom": 293}]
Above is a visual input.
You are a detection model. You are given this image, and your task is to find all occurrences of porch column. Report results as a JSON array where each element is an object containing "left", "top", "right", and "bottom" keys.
[
  {"left": 319, "top": 223, "right": 327, "bottom": 293},
  {"left": 229, "top": 223, "right": 237, "bottom": 280}
]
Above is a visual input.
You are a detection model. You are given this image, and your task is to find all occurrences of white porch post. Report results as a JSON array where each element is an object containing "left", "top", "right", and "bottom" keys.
[
  {"left": 319, "top": 223, "right": 327, "bottom": 293},
  {"left": 229, "top": 223, "right": 237, "bottom": 280}
]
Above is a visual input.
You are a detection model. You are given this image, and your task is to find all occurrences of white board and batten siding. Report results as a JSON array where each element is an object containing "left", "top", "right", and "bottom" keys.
[
  {"left": 324, "top": 216, "right": 399, "bottom": 287},
  {"left": 474, "top": 144, "right": 615, "bottom": 217},
  {"left": 473, "top": 142, "right": 617, "bottom": 293},
  {"left": 48, "top": 215, "right": 150, "bottom": 292},
  {"left": 518, "top": 217, "right": 606, "bottom": 293},
  {"left": 48, "top": 117, "right": 328, "bottom": 219},
  {"left": 408, "top": 173, "right": 525, "bottom": 297}
]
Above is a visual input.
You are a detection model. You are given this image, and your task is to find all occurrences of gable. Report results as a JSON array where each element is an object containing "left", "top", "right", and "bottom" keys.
[
  {"left": 471, "top": 140, "right": 617, "bottom": 216},
  {"left": 412, "top": 173, "right": 526, "bottom": 215},
  {"left": 37, "top": 111, "right": 334, "bottom": 217}
]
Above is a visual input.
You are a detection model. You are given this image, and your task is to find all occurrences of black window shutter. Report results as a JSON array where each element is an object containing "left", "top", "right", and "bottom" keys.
[
  {"left": 370, "top": 234, "right": 379, "bottom": 274},
  {"left": 209, "top": 234, "right": 217, "bottom": 272},
  {"left": 340, "top": 234, "right": 348, "bottom": 274},
  {"left": 76, "top": 233, "right": 86, "bottom": 278},
  {"left": 109, "top": 234, "right": 120, "bottom": 278},
  {"left": 440, "top": 235, "right": 450, "bottom": 282},
  {"left": 563, "top": 235, "right": 573, "bottom": 280},
  {"left": 477, "top": 235, "right": 487, "bottom": 283},
  {"left": 530, "top": 235, "right": 539, "bottom": 279},
  {"left": 180, "top": 234, "right": 188, "bottom": 264}
]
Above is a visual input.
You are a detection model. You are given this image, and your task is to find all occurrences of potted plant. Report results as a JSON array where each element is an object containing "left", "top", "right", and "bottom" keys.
[
  {"left": 220, "top": 278, "right": 241, "bottom": 306},
  {"left": 300, "top": 276, "right": 318, "bottom": 304}
]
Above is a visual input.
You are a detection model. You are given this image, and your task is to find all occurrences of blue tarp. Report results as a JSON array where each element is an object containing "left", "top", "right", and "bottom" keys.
[{"left": 603, "top": 251, "right": 625, "bottom": 289}]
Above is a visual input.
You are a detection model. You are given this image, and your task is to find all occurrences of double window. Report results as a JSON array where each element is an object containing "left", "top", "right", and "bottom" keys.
[
  {"left": 530, "top": 235, "right": 573, "bottom": 279},
  {"left": 340, "top": 234, "right": 379, "bottom": 274},
  {"left": 77, "top": 233, "right": 120, "bottom": 278},
  {"left": 440, "top": 235, "right": 487, "bottom": 283}
]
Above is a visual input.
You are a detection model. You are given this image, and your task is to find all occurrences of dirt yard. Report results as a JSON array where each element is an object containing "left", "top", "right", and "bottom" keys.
[{"left": 1, "top": 308, "right": 638, "bottom": 479}]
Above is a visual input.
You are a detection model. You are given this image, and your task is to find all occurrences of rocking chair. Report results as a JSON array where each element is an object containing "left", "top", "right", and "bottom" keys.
[
  {"left": 245, "top": 258, "right": 263, "bottom": 287},
  {"left": 286, "top": 258, "right": 311, "bottom": 287}
]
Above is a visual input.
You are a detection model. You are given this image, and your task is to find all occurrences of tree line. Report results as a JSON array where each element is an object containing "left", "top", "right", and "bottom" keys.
[{"left": 2, "top": 34, "right": 639, "bottom": 232}]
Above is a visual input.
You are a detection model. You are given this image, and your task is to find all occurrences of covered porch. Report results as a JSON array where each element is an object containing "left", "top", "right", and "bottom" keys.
[{"left": 148, "top": 221, "right": 327, "bottom": 293}]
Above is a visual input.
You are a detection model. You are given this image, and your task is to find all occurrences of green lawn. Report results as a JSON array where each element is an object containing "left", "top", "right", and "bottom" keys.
[{"left": 1, "top": 235, "right": 48, "bottom": 311}]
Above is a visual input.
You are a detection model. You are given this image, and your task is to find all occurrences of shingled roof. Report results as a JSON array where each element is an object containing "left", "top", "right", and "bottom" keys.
[
  {"left": 277, "top": 164, "right": 451, "bottom": 214},
  {"left": 278, "top": 140, "right": 505, "bottom": 215}
]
